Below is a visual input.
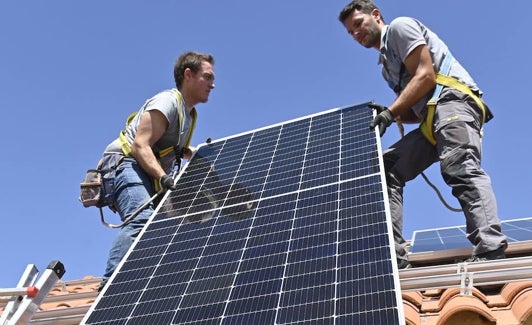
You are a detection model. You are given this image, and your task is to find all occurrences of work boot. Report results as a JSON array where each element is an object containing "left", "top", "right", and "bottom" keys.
[{"left": 464, "top": 246, "right": 506, "bottom": 263}]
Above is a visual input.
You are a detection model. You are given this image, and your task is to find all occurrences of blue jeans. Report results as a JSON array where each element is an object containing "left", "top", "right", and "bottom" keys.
[{"left": 100, "top": 157, "right": 156, "bottom": 290}]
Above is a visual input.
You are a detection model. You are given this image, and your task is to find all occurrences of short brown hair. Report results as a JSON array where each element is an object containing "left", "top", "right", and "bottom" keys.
[
  {"left": 174, "top": 51, "right": 215, "bottom": 89},
  {"left": 338, "top": 0, "right": 383, "bottom": 23}
]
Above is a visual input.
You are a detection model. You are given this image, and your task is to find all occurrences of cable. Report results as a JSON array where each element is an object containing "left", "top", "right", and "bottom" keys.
[
  {"left": 419, "top": 172, "right": 462, "bottom": 212},
  {"left": 396, "top": 121, "right": 462, "bottom": 213}
]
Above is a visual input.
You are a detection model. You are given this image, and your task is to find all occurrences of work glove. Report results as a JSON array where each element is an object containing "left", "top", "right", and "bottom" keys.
[
  {"left": 368, "top": 103, "right": 388, "bottom": 114},
  {"left": 369, "top": 108, "right": 394, "bottom": 137},
  {"left": 159, "top": 174, "right": 177, "bottom": 191}
]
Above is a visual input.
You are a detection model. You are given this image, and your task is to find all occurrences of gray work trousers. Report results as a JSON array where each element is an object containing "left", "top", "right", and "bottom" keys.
[{"left": 383, "top": 88, "right": 507, "bottom": 262}]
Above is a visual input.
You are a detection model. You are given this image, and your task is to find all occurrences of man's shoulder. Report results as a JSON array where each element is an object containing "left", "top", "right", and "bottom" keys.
[
  {"left": 149, "top": 88, "right": 182, "bottom": 107},
  {"left": 389, "top": 16, "right": 420, "bottom": 30},
  {"left": 144, "top": 88, "right": 181, "bottom": 117},
  {"left": 153, "top": 88, "right": 179, "bottom": 100},
  {"left": 387, "top": 16, "right": 427, "bottom": 43}
]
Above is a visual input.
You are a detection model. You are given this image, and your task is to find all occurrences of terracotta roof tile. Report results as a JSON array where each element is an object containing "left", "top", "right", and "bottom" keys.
[
  {"left": 438, "top": 295, "right": 497, "bottom": 323},
  {"left": 509, "top": 286, "right": 532, "bottom": 323},
  {"left": 1, "top": 269, "right": 532, "bottom": 324}
]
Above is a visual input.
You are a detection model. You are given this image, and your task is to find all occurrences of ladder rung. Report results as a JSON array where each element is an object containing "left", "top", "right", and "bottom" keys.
[{"left": 0, "top": 286, "right": 38, "bottom": 298}]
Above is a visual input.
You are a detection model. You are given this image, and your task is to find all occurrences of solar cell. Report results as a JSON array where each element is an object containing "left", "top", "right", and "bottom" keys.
[
  {"left": 410, "top": 217, "right": 532, "bottom": 253},
  {"left": 82, "top": 103, "right": 405, "bottom": 325}
]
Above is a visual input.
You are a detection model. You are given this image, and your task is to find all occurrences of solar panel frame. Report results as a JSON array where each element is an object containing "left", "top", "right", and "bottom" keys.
[
  {"left": 409, "top": 217, "right": 532, "bottom": 253},
  {"left": 82, "top": 102, "right": 405, "bottom": 325}
]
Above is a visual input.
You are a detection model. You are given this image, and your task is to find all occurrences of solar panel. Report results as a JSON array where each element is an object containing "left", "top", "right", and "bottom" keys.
[
  {"left": 410, "top": 217, "right": 532, "bottom": 253},
  {"left": 82, "top": 103, "right": 405, "bottom": 325}
]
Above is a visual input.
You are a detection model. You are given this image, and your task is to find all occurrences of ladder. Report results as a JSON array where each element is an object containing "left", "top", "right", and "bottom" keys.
[{"left": 0, "top": 261, "right": 65, "bottom": 325}]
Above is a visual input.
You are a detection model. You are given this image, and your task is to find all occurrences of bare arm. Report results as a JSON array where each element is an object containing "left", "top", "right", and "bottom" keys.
[
  {"left": 130, "top": 110, "right": 169, "bottom": 181},
  {"left": 389, "top": 44, "right": 436, "bottom": 121},
  {"left": 396, "top": 108, "right": 420, "bottom": 124}
]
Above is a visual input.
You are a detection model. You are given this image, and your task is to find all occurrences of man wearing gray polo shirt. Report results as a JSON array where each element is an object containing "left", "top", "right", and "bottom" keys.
[
  {"left": 338, "top": 0, "right": 507, "bottom": 269},
  {"left": 98, "top": 51, "right": 216, "bottom": 291}
]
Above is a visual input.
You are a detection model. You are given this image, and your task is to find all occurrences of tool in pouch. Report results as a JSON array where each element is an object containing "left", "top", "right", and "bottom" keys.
[
  {"left": 79, "top": 89, "right": 196, "bottom": 228},
  {"left": 78, "top": 151, "right": 178, "bottom": 229}
]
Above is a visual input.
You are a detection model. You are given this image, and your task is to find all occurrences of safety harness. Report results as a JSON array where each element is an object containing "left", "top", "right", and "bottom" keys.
[
  {"left": 420, "top": 53, "right": 493, "bottom": 145},
  {"left": 118, "top": 89, "right": 197, "bottom": 190}
]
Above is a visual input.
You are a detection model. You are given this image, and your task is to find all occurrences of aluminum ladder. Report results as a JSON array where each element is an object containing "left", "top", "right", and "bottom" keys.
[{"left": 0, "top": 261, "right": 65, "bottom": 325}]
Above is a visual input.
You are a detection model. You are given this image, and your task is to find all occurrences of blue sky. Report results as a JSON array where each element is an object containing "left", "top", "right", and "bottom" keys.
[{"left": 1, "top": 1, "right": 530, "bottom": 287}]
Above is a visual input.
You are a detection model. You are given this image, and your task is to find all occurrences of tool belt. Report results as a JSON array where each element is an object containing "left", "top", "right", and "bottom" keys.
[
  {"left": 420, "top": 73, "right": 493, "bottom": 145},
  {"left": 79, "top": 153, "right": 124, "bottom": 210}
]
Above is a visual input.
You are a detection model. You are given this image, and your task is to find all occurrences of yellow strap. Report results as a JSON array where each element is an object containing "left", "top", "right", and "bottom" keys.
[
  {"left": 118, "top": 112, "right": 139, "bottom": 156},
  {"left": 119, "top": 130, "right": 133, "bottom": 156},
  {"left": 117, "top": 90, "right": 197, "bottom": 192},
  {"left": 420, "top": 74, "right": 486, "bottom": 145},
  {"left": 125, "top": 111, "right": 137, "bottom": 125},
  {"left": 184, "top": 108, "right": 197, "bottom": 149},
  {"left": 118, "top": 90, "right": 197, "bottom": 157}
]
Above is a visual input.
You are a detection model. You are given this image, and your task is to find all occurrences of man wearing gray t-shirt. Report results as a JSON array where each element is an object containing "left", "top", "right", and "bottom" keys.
[
  {"left": 338, "top": 0, "right": 507, "bottom": 269},
  {"left": 98, "top": 51, "right": 216, "bottom": 291}
]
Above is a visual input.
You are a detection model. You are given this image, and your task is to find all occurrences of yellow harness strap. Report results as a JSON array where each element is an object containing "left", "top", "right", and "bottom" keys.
[
  {"left": 420, "top": 74, "right": 487, "bottom": 145},
  {"left": 118, "top": 90, "right": 197, "bottom": 192},
  {"left": 118, "top": 90, "right": 197, "bottom": 158},
  {"left": 118, "top": 112, "right": 138, "bottom": 157}
]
